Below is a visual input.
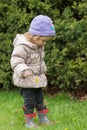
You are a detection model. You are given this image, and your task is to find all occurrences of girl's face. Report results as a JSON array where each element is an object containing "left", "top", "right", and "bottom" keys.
[
  {"left": 24, "top": 33, "right": 53, "bottom": 46},
  {"left": 35, "top": 36, "right": 52, "bottom": 46}
]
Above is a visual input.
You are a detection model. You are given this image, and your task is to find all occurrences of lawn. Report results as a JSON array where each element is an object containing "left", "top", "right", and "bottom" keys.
[{"left": 0, "top": 90, "right": 87, "bottom": 130}]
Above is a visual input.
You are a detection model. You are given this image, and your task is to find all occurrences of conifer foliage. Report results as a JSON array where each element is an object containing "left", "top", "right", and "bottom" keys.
[{"left": 0, "top": 0, "right": 87, "bottom": 89}]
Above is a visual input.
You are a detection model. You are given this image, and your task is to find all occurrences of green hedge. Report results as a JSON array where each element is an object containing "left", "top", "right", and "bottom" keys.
[{"left": 0, "top": 0, "right": 87, "bottom": 90}]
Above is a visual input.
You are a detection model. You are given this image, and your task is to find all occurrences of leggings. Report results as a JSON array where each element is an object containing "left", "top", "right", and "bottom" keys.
[{"left": 20, "top": 88, "right": 46, "bottom": 114}]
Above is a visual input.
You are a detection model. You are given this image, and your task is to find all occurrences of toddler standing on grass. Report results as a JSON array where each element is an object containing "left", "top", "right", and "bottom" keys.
[{"left": 10, "top": 14, "right": 55, "bottom": 128}]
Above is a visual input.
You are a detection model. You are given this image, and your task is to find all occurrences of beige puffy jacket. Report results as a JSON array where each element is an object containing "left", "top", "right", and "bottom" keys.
[{"left": 10, "top": 34, "right": 47, "bottom": 88}]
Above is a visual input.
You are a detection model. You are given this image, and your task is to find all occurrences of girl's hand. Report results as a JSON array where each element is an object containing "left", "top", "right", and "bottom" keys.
[{"left": 23, "top": 70, "right": 33, "bottom": 78}]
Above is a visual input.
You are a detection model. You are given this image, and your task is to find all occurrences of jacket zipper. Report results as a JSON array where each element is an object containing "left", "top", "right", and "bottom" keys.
[
  {"left": 38, "top": 46, "right": 45, "bottom": 87},
  {"left": 38, "top": 46, "right": 42, "bottom": 75}
]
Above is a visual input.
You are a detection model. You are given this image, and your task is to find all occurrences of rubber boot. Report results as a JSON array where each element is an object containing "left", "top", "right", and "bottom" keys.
[
  {"left": 24, "top": 113, "right": 37, "bottom": 128},
  {"left": 38, "top": 109, "right": 52, "bottom": 125}
]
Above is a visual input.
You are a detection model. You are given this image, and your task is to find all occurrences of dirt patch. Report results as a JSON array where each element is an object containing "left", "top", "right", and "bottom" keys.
[
  {"left": 46, "top": 86, "right": 87, "bottom": 101},
  {"left": 69, "top": 87, "right": 87, "bottom": 101}
]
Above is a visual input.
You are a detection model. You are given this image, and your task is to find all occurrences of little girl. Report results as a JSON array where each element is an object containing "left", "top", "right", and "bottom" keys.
[{"left": 10, "top": 15, "right": 55, "bottom": 128}]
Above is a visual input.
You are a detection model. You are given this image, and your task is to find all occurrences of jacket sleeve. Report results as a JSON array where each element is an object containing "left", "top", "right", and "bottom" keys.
[{"left": 10, "top": 45, "right": 31, "bottom": 78}]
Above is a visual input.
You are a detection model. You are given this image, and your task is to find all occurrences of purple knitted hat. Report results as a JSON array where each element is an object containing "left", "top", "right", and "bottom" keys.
[{"left": 29, "top": 15, "right": 55, "bottom": 36}]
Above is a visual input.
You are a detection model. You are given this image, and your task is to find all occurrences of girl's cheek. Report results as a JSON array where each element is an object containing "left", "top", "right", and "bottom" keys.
[{"left": 37, "top": 40, "right": 43, "bottom": 45}]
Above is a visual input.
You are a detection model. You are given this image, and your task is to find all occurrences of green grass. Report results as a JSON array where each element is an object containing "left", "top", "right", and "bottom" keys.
[{"left": 0, "top": 90, "right": 87, "bottom": 130}]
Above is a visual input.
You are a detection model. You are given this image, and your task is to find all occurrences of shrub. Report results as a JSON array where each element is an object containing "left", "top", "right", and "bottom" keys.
[
  {"left": 45, "top": 1, "right": 87, "bottom": 90},
  {"left": 0, "top": 0, "right": 87, "bottom": 90}
]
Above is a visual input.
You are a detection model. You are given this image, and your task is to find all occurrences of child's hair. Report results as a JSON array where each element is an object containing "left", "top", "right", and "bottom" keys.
[{"left": 24, "top": 32, "right": 40, "bottom": 42}]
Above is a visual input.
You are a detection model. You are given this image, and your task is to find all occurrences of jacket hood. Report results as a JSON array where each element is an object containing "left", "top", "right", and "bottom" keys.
[{"left": 13, "top": 34, "right": 37, "bottom": 49}]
